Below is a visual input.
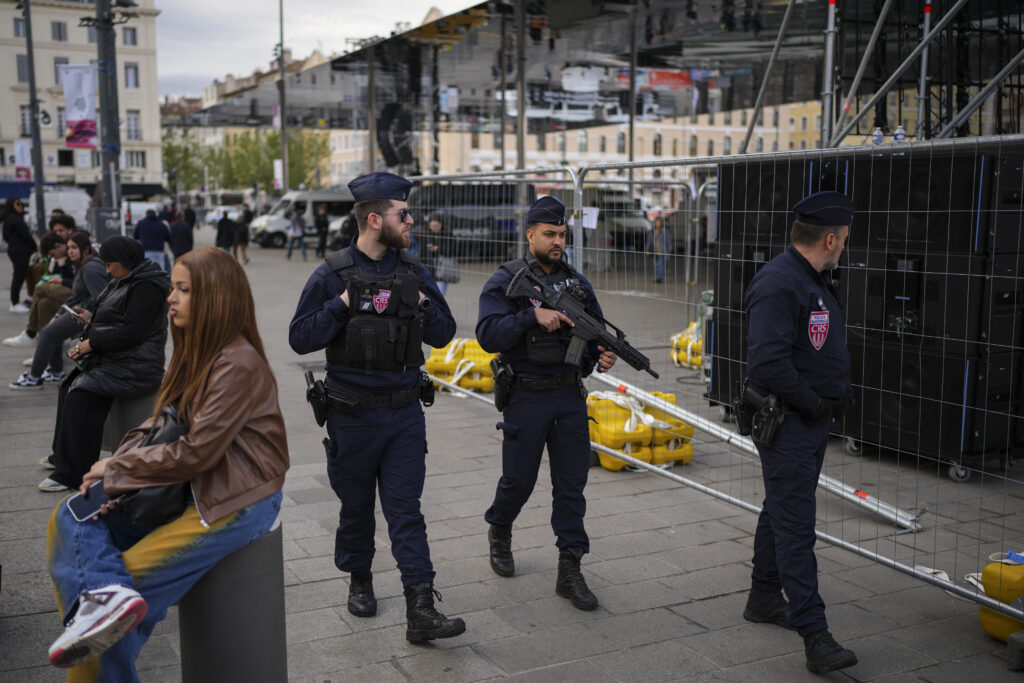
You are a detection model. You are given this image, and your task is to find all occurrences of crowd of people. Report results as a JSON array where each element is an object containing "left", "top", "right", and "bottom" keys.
[{"left": 0, "top": 177, "right": 860, "bottom": 678}]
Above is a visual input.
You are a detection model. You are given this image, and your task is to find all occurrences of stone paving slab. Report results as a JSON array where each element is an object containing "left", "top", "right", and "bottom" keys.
[{"left": 1, "top": 231, "right": 1022, "bottom": 681}]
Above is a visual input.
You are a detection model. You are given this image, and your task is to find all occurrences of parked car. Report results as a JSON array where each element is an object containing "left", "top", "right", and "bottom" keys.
[
  {"left": 251, "top": 190, "right": 355, "bottom": 248},
  {"left": 122, "top": 200, "right": 164, "bottom": 227},
  {"left": 203, "top": 205, "right": 242, "bottom": 227}
]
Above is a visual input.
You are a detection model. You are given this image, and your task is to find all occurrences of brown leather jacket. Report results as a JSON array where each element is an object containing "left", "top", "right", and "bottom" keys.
[{"left": 104, "top": 336, "right": 289, "bottom": 524}]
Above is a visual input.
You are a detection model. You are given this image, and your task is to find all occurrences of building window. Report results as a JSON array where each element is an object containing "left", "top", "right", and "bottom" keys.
[
  {"left": 57, "top": 107, "right": 66, "bottom": 140},
  {"left": 707, "top": 139, "right": 714, "bottom": 156},
  {"left": 800, "top": 115, "right": 808, "bottom": 132},
  {"left": 58, "top": 150, "right": 73, "bottom": 167},
  {"left": 124, "top": 62, "right": 139, "bottom": 89},
  {"left": 87, "top": 26, "right": 97, "bottom": 43},
  {"left": 599, "top": 136, "right": 606, "bottom": 153},
  {"left": 536, "top": 132, "right": 546, "bottom": 151},
  {"left": 758, "top": 110, "right": 764, "bottom": 126},
  {"left": 772, "top": 140, "right": 779, "bottom": 151},
  {"left": 616, "top": 132, "right": 625, "bottom": 154},
  {"left": 470, "top": 128, "right": 479, "bottom": 149},
  {"left": 672, "top": 138, "right": 678, "bottom": 156},
  {"left": 789, "top": 141, "right": 795, "bottom": 150},
  {"left": 709, "top": 112, "right": 715, "bottom": 125},
  {"left": 54, "top": 57, "right": 69, "bottom": 85},
  {"left": 123, "top": 27, "right": 137, "bottom": 46},
  {"left": 125, "top": 110, "right": 141, "bottom": 140},
  {"left": 772, "top": 108, "right": 779, "bottom": 127},
  {"left": 689, "top": 135, "right": 697, "bottom": 156},
  {"left": 577, "top": 130, "right": 587, "bottom": 153},
  {"left": 91, "top": 151, "right": 102, "bottom": 168},
  {"left": 17, "top": 54, "right": 29, "bottom": 83},
  {"left": 740, "top": 110, "right": 747, "bottom": 126},
  {"left": 557, "top": 133, "right": 565, "bottom": 153},
  {"left": 492, "top": 131, "right": 502, "bottom": 150},
  {"left": 800, "top": 140, "right": 808, "bottom": 150},
  {"left": 125, "top": 150, "right": 146, "bottom": 169},
  {"left": 724, "top": 110, "right": 732, "bottom": 125},
  {"left": 754, "top": 136, "right": 763, "bottom": 152},
  {"left": 723, "top": 136, "right": 731, "bottom": 154},
  {"left": 51, "top": 21, "right": 67, "bottom": 42},
  {"left": 14, "top": 17, "right": 26, "bottom": 38},
  {"left": 20, "top": 105, "right": 32, "bottom": 137},
  {"left": 653, "top": 133, "right": 662, "bottom": 156}
]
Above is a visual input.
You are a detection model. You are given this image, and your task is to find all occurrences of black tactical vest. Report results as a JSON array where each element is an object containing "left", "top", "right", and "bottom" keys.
[
  {"left": 502, "top": 256, "right": 586, "bottom": 366},
  {"left": 325, "top": 249, "right": 425, "bottom": 372}
]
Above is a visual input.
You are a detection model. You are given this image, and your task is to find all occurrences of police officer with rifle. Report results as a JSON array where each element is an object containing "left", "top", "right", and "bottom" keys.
[
  {"left": 739, "top": 190, "right": 857, "bottom": 674},
  {"left": 289, "top": 172, "right": 466, "bottom": 643},
  {"left": 477, "top": 195, "right": 624, "bottom": 611}
]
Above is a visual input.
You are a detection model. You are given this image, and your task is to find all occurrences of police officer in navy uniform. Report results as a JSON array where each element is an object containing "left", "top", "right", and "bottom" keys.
[
  {"left": 289, "top": 172, "right": 466, "bottom": 643},
  {"left": 741, "top": 190, "right": 858, "bottom": 674},
  {"left": 477, "top": 196, "right": 617, "bottom": 610}
]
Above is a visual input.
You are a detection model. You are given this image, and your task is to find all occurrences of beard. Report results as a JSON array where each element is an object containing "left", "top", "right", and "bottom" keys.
[
  {"left": 533, "top": 246, "right": 563, "bottom": 266},
  {"left": 379, "top": 221, "right": 410, "bottom": 249}
]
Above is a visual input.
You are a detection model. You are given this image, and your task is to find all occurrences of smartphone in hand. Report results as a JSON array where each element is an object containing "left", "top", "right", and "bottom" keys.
[
  {"left": 61, "top": 304, "right": 85, "bottom": 324},
  {"left": 66, "top": 480, "right": 110, "bottom": 522}
]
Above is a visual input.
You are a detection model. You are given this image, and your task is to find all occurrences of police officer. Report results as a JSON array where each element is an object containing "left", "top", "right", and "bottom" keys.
[
  {"left": 741, "top": 190, "right": 857, "bottom": 674},
  {"left": 288, "top": 172, "right": 466, "bottom": 643},
  {"left": 477, "top": 196, "right": 616, "bottom": 610}
]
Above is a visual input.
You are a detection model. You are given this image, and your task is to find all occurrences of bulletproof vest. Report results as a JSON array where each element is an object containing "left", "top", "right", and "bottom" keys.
[
  {"left": 501, "top": 256, "right": 586, "bottom": 366},
  {"left": 325, "top": 249, "right": 425, "bottom": 372}
]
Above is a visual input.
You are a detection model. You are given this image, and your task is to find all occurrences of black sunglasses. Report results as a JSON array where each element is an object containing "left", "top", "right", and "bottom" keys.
[{"left": 374, "top": 208, "right": 413, "bottom": 222}]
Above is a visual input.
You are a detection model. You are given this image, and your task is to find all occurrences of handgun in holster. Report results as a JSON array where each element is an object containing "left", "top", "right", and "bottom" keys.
[
  {"left": 742, "top": 383, "right": 785, "bottom": 446},
  {"left": 491, "top": 357, "right": 514, "bottom": 412},
  {"left": 419, "top": 371, "right": 435, "bottom": 407},
  {"left": 305, "top": 371, "right": 328, "bottom": 428}
]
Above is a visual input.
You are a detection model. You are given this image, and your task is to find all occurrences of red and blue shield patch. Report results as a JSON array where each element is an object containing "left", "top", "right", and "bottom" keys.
[
  {"left": 373, "top": 290, "right": 391, "bottom": 314},
  {"left": 808, "top": 311, "right": 829, "bottom": 350}
]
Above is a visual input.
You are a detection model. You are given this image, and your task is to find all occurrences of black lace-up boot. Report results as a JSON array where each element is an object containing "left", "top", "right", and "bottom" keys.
[
  {"left": 347, "top": 572, "right": 377, "bottom": 617},
  {"left": 488, "top": 524, "right": 515, "bottom": 577},
  {"left": 403, "top": 583, "right": 467, "bottom": 642},
  {"left": 555, "top": 547, "right": 598, "bottom": 610},
  {"left": 742, "top": 588, "right": 793, "bottom": 629},
  {"left": 804, "top": 629, "right": 858, "bottom": 673}
]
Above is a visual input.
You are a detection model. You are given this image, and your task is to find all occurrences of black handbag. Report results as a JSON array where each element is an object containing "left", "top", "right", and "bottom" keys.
[{"left": 118, "top": 404, "right": 191, "bottom": 526}]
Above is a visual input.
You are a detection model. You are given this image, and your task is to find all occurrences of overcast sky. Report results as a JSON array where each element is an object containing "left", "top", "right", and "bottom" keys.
[{"left": 155, "top": 1, "right": 475, "bottom": 98}]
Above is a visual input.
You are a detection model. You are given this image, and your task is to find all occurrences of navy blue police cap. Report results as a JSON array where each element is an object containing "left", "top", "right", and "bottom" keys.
[
  {"left": 527, "top": 195, "right": 566, "bottom": 226},
  {"left": 348, "top": 172, "right": 412, "bottom": 203},
  {"left": 792, "top": 190, "right": 855, "bottom": 227}
]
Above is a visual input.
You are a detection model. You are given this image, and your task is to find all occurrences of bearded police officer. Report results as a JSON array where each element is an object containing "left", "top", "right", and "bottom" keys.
[
  {"left": 741, "top": 190, "right": 857, "bottom": 674},
  {"left": 289, "top": 172, "right": 466, "bottom": 643},
  {"left": 477, "top": 195, "right": 616, "bottom": 610}
]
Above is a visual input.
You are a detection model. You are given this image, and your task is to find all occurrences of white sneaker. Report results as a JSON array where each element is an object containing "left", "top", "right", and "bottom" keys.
[
  {"left": 41, "top": 369, "right": 65, "bottom": 383},
  {"left": 48, "top": 585, "right": 147, "bottom": 668},
  {"left": 39, "top": 455, "right": 56, "bottom": 469},
  {"left": 23, "top": 357, "right": 33, "bottom": 367},
  {"left": 9, "top": 373, "right": 43, "bottom": 390},
  {"left": 3, "top": 330, "right": 36, "bottom": 347},
  {"left": 38, "top": 477, "right": 69, "bottom": 492},
  {"left": 8, "top": 303, "right": 30, "bottom": 313}
]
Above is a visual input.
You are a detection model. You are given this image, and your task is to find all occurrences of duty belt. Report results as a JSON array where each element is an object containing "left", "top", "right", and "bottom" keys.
[
  {"left": 514, "top": 371, "right": 580, "bottom": 392},
  {"left": 325, "top": 378, "right": 421, "bottom": 412}
]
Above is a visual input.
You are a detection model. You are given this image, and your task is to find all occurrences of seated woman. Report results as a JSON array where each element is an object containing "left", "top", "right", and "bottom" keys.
[
  {"left": 39, "top": 236, "right": 170, "bottom": 493},
  {"left": 9, "top": 232, "right": 109, "bottom": 390},
  {"left": 46, "top": 247, "right": 290, "bottom": 680},
  {"left": 3, "top": 232, "right": 75, "bottom": 349}
]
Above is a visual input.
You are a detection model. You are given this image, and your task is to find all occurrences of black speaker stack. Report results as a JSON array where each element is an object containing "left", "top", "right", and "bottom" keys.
[{"left": 709, "top": 144, "right": 1024, "bottom": 474}]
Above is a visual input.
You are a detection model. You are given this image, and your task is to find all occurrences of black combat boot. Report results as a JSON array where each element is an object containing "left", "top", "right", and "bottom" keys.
[
  {"left": 804, "top": 629, "right": 858, "bottom": 674},
  {"left": 403, "top": 583, "right": 467, "bottom": 643},
  {"left": 347, "top": 572, "right": 377, "bottom": 617},
  {"left": 742, "top": 588, "right": 793, "bottom": 629},
  {"left": 555, "top": 547, "right": 598, "bottom": 611},
  {"left": 488, "top": 524, "right": 515, "bottom": 577}
]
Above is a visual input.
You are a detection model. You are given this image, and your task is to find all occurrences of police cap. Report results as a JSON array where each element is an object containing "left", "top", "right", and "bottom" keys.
[
  {"left": 348, "top": 172, "right": 412, "bottom": 203},
  {"left": 792, "top": 190, "right": 855, "bottom": 227},
  {"left": 527, "top": 195, "right": 566, "bottom": 226}
]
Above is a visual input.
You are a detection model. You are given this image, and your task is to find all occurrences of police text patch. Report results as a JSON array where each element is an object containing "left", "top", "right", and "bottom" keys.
[{"left": 808, "top": 311, "right": 829, "bottom": 350}]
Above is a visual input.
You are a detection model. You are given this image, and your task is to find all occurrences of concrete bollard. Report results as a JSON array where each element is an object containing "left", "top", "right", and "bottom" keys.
[
  {"left": 101, "top": 392, "right": 158, "bottom": 453},
  {"left": 179, "top": 523, "right": 288, "bottom": 683},
  {"left": 1008, "top": 630, "right": 1024, "bottom": 671}
]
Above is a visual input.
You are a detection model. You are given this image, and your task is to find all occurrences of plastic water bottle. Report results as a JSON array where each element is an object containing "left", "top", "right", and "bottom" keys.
[
  {"left": 871, "top": 127, "right": 884, "bottom": 145},
  {"left": 894, "top": 124, "right": 906, "bottom": 143}
]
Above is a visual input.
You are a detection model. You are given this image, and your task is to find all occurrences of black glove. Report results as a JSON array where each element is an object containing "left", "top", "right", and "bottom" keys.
[{"left": 803, "top": 398, "right": 834, "bottom": 426}]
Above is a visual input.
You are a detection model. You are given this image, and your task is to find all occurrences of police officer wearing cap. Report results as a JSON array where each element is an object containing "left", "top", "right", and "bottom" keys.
[
  {"left": 289, "top": 171, "right": 466, "bottom": 643},
  {"left": 476, "top": 195, "right": 617, "bottom": 610},
  {"left": 740, "top": 190, "right": 857, "bottom": 674}
]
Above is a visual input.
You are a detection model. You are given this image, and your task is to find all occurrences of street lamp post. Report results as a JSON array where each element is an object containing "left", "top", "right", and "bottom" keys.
[
  {"left": 18, "top": 0, "right": 47, "bottom": 232},
  {"left": 277, "top": 0, "right": 289, "bottom": 192}
]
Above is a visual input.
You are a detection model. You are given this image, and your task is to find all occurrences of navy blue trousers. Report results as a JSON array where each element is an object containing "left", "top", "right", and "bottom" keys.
[
  {"left": 751, "top": 416, "right": 831, "bottom": 637},
  {"left": 325, "top": 402, "right": 434, "bottom": 587},
  {"left": 484, "top": 384, "right": 591, "bottom": 552}
]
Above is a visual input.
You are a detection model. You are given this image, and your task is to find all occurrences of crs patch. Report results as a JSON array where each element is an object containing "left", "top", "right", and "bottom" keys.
[
  {"left": 373, "top": 290, "right": 391, "bottom": 314},
  {"left": 808, "top": 311, "right": 829, "bottom": 350},
  {"left": 529, "top": 285, "right": 542, "bottom": 309}
]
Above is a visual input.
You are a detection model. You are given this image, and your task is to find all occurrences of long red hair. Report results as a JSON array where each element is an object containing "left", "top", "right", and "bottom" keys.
[{"left": 153, "top": 247, "right": 271, "bottom": 419}]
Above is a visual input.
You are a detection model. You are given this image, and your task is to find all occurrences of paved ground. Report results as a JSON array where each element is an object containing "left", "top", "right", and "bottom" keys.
[{"left": 1, "top": 230, "right": 1022, "bottom": 682}]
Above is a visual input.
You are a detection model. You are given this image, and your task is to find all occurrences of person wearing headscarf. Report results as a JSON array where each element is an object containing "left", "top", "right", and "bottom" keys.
[{"left": 39, "top": 236, "right": 170, "bottom": 492}]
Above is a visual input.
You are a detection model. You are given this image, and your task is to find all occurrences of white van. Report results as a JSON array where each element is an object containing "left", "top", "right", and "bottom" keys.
[
  {"left": 251, "top": 189, "right": 355, "bottom": 247},
  {"left": 23, "top": 187, "right": 93, "bottom": 230}
]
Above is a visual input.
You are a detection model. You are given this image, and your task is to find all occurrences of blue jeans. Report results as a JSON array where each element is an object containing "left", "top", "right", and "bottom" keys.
[
  {"left": 653, "top": 254, "right": 666, "bottom": 282},
  {"left": 47, "top": 491, "right": 282, "bottom": 682},
  {"left": 435, "top": 280, "right": 449, "bottom": 297},
  {"left": 286, "top": 236, "right": 307, "bottom": 260},
  {"left": 143, "top": 251, "right": 168, "bottom": 272}
]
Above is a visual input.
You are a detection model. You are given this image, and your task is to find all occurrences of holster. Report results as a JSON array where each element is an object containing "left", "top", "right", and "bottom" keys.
[
  {"left": 743, "top": 385, "right": 785, "bottom": 447},
  {"left": 491, "top": 357, "right": 514, "bottom": 412},
  {"left": 305, "top": 371, "right": 328, "bottom": 428},
  {"left": 419, "top": 371, "right": 435, "bottom": 407}
]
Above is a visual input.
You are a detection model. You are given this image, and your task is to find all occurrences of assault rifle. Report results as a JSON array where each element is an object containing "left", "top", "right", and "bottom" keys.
[{"left": 506, "top": 266, "right": 659, "bottom": 378}]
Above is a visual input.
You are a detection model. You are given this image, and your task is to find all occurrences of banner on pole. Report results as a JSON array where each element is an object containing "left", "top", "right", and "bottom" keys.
[
  {"left": 60, "top": 64, "right": 98, "bottom": 149},
  {"left": 14, "top": 140, "right": 31, "bottom": 179},
  {"left": 273, "top": 159, "right": 283, "bottom": 190}
]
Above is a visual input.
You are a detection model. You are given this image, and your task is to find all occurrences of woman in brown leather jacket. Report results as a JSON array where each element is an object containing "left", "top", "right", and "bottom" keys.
[{"left": 45, "top": 247, "right": 289, "bottom": 680}]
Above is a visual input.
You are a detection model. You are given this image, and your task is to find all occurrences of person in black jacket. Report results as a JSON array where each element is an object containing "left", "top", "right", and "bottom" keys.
[
  {"left": 2, "top": 197, "right": 37, "bottom": 312},
  {"left": 216, "top": 212, "right": 236, "bottom": 251},
  {"left": 314, "top": 204, "right": 329, "bottom": 258},
  {"left": 39, "top": 236, "right": 170, "bottom": 493},
  {"left": 169, "top": 217, "right": 193, "bottom": 260}
]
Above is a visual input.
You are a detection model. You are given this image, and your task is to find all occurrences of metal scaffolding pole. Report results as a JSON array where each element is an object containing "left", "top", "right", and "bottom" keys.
[
  {"left": 832, "top": 0, "right": 895, "bottom": 142},
  {"left": 829, "top": 0, "right": 969, "bottom": 147},
  {"left": 820, "top": 0, "right": 838, "bottom": 147},
  {"left": 277, "top": 0, "right": 289, "bottom": 191},
  {"left": 740, "top": 0, "right": 796, "bottom": 154},
  {"left": 515, "top": 0, "right": 527, "bottom": 251},
  {"left": 934, "top": 46, "right": 1024, "bottom": 139},
  {"left": 19, "top": 0, "right": 46, "bottom": 229},
  {"left": 915, "top": 0, "right": 933, "bottom": 139}
]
